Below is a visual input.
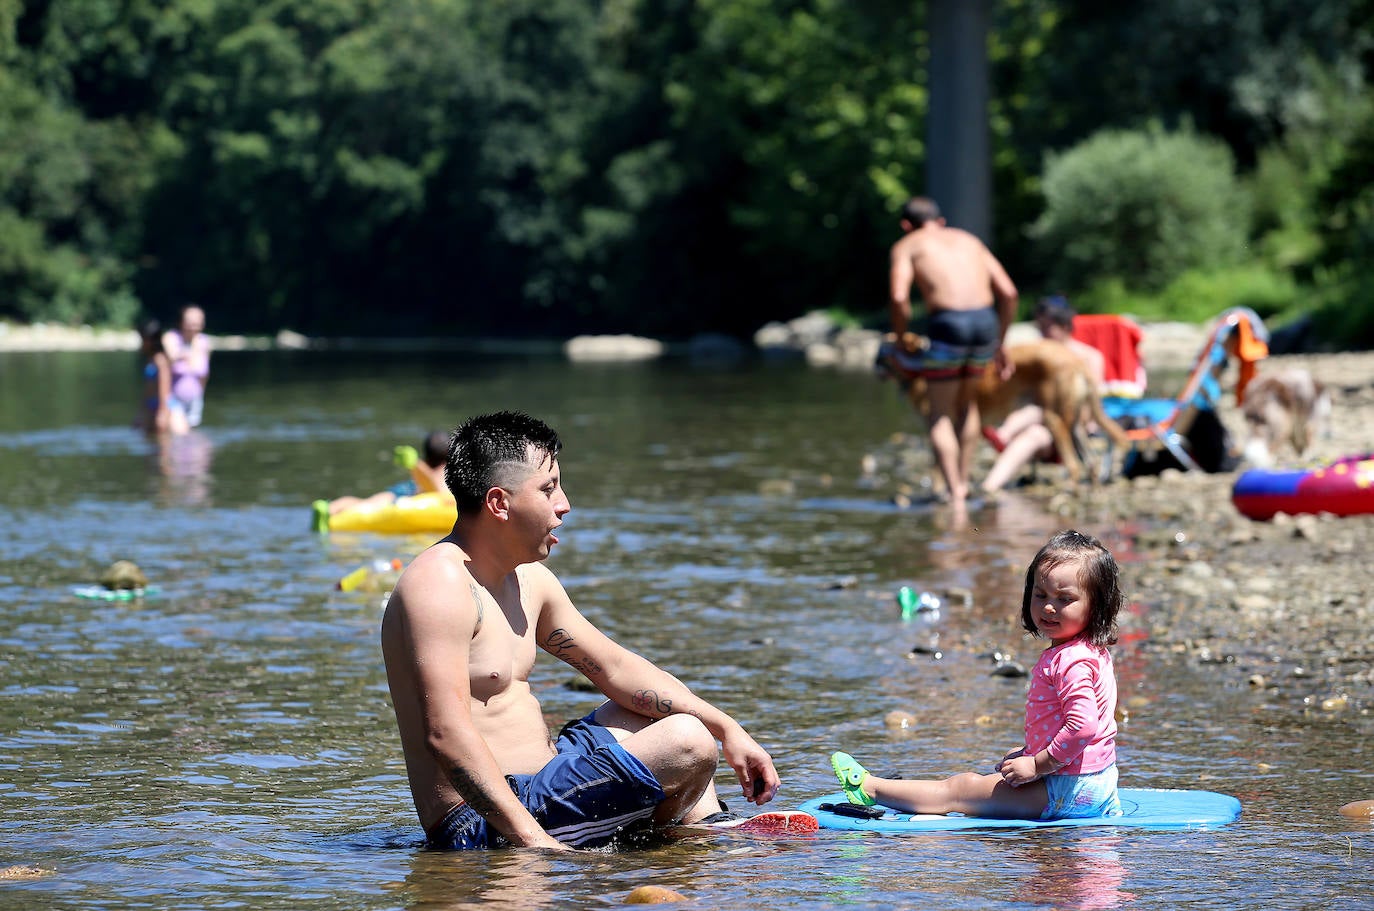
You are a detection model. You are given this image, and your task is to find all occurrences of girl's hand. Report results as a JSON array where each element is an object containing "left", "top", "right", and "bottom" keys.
[{"left": 996, "top": 753, "right": 1040, "bottom": 788}]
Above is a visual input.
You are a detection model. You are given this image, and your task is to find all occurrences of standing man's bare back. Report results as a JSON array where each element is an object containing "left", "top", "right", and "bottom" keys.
[{"left": 888, "top": 197, "right": 1018, "bottom": 516}]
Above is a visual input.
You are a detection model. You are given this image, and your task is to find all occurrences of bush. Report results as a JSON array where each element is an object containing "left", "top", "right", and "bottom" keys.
[
  {"left": 1311, "top": 267, "right": 1374, "bottom": 349},
  {"left": 1032, "top": 125, "right": 1251, "bottom": 294},
  {"left": 1076, "top": 265, "right": 1298, "bottom": 325}
]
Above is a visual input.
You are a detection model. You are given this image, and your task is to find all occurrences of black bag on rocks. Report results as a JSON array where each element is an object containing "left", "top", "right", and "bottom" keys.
[{"left": 1121, "top": 408, "right": 1241, "bottom": 478}]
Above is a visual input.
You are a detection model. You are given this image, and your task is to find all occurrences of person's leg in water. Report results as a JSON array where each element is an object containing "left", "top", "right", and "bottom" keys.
[
  {"left": 923, "top": 377, "right": 969, "bottom": 509},
  {"left": 831, "top": 751, "right": 1048, "bottom": 819},
  {"left": 588, "top": 701, "right": 727, "bottom": 826},
  {"left": 955, "top": 372, "right": 983, "bottom": 502}
]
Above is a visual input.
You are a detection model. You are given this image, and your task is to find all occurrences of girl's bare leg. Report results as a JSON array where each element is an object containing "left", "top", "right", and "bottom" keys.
[{"left": 867, "top": 771, "right": 1048, "bottom": 819}]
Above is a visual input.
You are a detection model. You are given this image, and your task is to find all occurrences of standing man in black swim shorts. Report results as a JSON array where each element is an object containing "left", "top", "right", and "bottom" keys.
[
  {"left": 888, "top": 196, "right": 1019, "bottom": 517},
  {"left": 380, "top": 411, "right": 781, "bottom": 851}
]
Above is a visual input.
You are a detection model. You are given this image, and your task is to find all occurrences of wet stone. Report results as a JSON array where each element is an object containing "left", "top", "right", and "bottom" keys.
[{"left": 625, "top": 885, "right": 687, "bottom": 903}]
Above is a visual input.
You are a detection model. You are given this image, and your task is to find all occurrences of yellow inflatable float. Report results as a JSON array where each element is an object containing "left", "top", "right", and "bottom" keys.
[{"left": 314, "top": 492, "right": 456, "bottom": 535}]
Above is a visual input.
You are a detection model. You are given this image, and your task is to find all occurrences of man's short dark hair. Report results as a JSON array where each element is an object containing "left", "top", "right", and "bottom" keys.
[
  {"left": 445, "top": 412, "right": 562, "bottom": 517},
  {"left": 902, "top": 197, "right": 942, "bottom": 227},
  {"left": 1034, "top": 295, "right": 1076, "bottom": 331}
]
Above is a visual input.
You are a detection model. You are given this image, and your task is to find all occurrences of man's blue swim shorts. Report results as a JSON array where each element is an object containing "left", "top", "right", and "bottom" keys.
[{"left": 425, "top": 713, "right": 666, "bottom": 850}]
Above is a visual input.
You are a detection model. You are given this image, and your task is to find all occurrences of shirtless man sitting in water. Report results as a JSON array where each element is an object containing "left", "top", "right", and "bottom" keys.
[
  {"left": 380, "top": 411, "right": 782, "bottom": 850},
  {"left": 888, "top": 196, "right": 1019, "bottom": 516}
]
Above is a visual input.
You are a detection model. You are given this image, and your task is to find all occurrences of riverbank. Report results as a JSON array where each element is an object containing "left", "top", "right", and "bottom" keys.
[{"left": 0, "top": 319, "right": 1210, "bottom": 368}]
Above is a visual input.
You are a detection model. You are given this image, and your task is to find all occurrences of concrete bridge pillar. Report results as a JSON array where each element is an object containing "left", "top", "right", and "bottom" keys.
[{"left": 926, "top": 0, "right": 991, "bottom": 241}]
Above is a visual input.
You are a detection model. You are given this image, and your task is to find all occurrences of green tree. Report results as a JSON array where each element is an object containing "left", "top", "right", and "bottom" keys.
[{"left": 587, "top": 0, "right": 929, "bottom": 335}]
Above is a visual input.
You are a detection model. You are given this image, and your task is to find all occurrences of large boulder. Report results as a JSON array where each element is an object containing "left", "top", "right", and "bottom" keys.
[{"left": 564, "top": 335, "right": 664, "bottom": 362}]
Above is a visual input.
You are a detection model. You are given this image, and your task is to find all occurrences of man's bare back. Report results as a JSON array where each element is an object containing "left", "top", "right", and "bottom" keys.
[{"left": 896, "top": 225, "right": 1002, "bottom": 314}]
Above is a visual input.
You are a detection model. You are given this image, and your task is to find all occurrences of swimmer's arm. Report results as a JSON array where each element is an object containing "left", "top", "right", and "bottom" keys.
[
  {"left": 985, "top": 250, "right": 1018, "bottom": 343},
  {"left": 888, "top": 245, "right": 916, "bottom": 336},
  {"left": 154, "top": 354, "right": 172, "bottom": 429},
  {"left": 532, "top": 567, "right": 779, "bottom": 804},
  {"left": 1000, "top": 658, "right": 1098, "bottom": 786},
  {"left": 385, "top": 565, "right": 565, "bottom": 850},
  {"left": 531, "top": 566, "right": 704, "bottom": 722},
  {"left": 410, "top": 460, "right": 446, "bottom": 495}
]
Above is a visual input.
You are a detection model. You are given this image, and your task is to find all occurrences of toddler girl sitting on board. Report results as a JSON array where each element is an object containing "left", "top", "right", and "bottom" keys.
[{"left": 831, "top": 529, "right": 1124, "bottom": 821}]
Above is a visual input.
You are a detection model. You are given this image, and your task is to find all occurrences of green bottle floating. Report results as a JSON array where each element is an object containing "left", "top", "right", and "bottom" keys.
[{"left": 897, "top": 586, "right": 941, "bottom": 620}]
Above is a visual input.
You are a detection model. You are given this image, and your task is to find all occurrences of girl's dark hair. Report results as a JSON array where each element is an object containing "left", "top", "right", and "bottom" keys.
[
  {"left": 1021, "top": 529, "right": 1121, "bottom": 646},
  {"left": 444, "top": 411, "right": 562, "bottom": 517},
  {"left": 139, "top": 319, "right": 165, "bottom": 354}
]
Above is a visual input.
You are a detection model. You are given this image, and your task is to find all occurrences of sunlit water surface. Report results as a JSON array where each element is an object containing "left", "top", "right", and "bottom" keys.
[{"left": 0, "top": 349, "right": 1368, "bottom": 909}]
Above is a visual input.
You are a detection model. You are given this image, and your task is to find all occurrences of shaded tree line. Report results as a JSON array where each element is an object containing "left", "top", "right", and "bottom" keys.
[{"left": 1, "top": 0, "right": 1372, "bottom": 343}]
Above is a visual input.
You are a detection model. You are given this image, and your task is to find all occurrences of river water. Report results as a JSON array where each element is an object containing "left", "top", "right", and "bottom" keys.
[{"left": 0, "top": 348, "right": 1368, "bottom": 910}]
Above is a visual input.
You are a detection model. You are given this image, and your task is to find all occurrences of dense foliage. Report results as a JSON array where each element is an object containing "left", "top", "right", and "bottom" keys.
[
  {"left": 1, "top": 0, "right": 1371, "bottom": 343},
  {"left": 1032, "top": 126, "right": 1250, "bottom": 294}
]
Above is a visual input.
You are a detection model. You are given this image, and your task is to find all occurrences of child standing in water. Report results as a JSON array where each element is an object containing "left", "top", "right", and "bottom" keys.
[
  {"left": 138, "top": 320, "right": 172, "bottom": 435},
  {"left": 831, "top": 529, "right": 1123, "bottom": 820}
]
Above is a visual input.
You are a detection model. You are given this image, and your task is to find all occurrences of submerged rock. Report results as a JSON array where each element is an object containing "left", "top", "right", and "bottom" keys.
[
  {"left": 625, "top": 885, "right": 687, "bottom": 903},
  {"left": 100, "top": 560, "right": 148, "bottom": 590},
  {"left": 1338, "top": 799, "right": 1374, "bottom": 819},
  {"left": 884, "top": 710, "right": 916, "bottom": 730}
]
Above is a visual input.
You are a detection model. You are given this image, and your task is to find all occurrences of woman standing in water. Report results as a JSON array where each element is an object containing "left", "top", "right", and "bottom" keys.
[{"left": 163, "top": 304, "right": 211, "bottom": 433}]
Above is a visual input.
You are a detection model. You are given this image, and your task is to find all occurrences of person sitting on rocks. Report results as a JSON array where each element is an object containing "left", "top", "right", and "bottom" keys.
[{"left": 981, "top": 297, "right": 1106, "bottom": 494}]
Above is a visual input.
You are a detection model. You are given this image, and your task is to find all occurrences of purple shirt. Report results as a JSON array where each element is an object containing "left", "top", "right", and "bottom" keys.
[
  {"left": 1024, "top": 638, "right": 1118, "bottom": 774},
  {"left": 165, "top": 330, "right": 210, "bottom": 403}
]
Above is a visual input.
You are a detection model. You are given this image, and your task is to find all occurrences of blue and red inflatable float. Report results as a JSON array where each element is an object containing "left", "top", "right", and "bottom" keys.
[{"left": 1232, "top": 453, "right": 1374, "bottom": 520}]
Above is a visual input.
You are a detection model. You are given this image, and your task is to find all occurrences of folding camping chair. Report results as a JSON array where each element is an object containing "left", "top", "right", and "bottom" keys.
[{"left": 1102, "top": 307, "right": 1269, "bottom": 475}]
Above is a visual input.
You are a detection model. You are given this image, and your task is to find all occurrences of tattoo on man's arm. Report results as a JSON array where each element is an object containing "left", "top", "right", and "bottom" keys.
[
  {"left": 567, "top": 656, "right": 603, "bottom": 677},
  {"left": 448, "top": 764, "right": 499, "bottom": 817},
  {"left": 544, "top": 627, "right": 576, "bottom": 655},
  {"left": 544, "top": 628, "right": 604, "bottom": 677},
  {"left": 632, "top": 689, "right": 673, "bottom": 715}
]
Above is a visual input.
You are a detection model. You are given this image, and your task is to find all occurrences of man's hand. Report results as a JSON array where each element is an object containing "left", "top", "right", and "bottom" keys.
[
  {"left": 900, "top": 331, "right": 928, "bottom": 354},
  {"left": 721, "top": 730, "right": 779, "bottom": 805},
  {"left": 526, "top": 835, "right": 572, "bottom": 852},
  {"left": 994, "top": 346, "right": 1015, "bottom": 381}
]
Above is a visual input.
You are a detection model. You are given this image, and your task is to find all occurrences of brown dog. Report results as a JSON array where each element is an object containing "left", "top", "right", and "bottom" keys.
[
  {"left": 889, "top": 336, "right": 1130, "bottom": 485},
  {"left": 1241, "top": 368, "right": 1330, "bottom": 467}
]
